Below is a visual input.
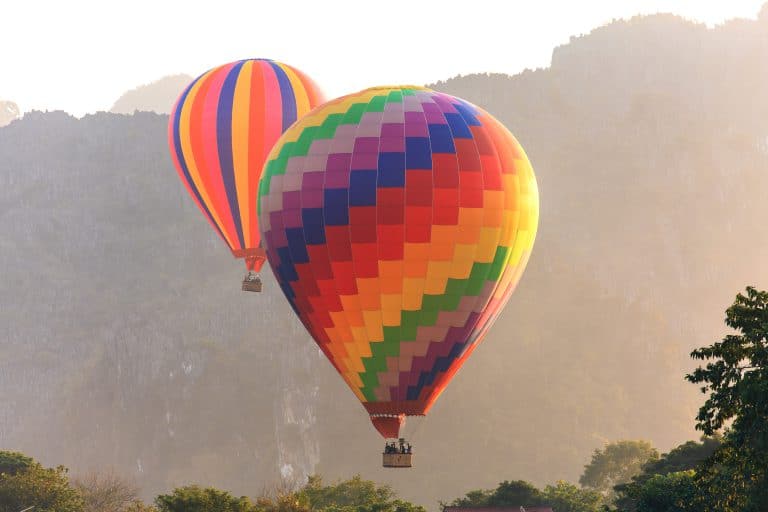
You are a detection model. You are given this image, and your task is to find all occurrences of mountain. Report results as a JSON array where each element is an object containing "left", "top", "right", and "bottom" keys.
[
  {"left": 110, "top": 74, "right": 193, "bottom": 114},
  {"left": 0, "top": 100, "right": 19, "bottom": 127},
  {"left": 3, "top": 10, "right": 768, "bottom": 508}
]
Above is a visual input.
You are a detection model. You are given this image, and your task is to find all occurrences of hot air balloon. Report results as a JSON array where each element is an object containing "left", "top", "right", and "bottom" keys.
[
  {"left": 258, "top": 86, "right": 538, "bottom": 466},
  {"left": 168, "top": 59, "right": 324, "bottom": 291}
]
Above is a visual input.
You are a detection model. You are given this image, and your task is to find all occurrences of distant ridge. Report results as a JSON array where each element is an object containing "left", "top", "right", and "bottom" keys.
[{"left": 110, "top": 74, "right": 192, "bottom": 114}]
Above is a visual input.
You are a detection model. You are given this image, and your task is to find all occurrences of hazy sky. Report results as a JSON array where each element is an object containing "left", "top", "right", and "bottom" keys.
[{"left": 3, "top": 0, "right": 765, "bottom": 116}]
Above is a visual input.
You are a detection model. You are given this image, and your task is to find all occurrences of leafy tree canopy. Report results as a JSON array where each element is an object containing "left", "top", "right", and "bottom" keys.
[
  {"left": 155, "top": 485, "right": 254, "bottom": 512},
  {"left": 445, "top": 480, "right": 543, "bottom": 508},
  {"left": 0, "top": 461, "right": 84, "bottom": 512},
  {"left": 686, "top": 287, "right": 768, "bottom": 511},
  {"left": 540, "top": 481, "right": 605, "bottom": 512},
  {"left": 446, "top": 479, "right": 605, "bottom": 512},
  {"left": 579, "top": 440, "right": 658, "bottom": 498},
  {"left": 0, "top": 450, "right": 35, "bottom": 476},
  {"left": 613, "top": 437, "right": 720, "bottom": 511},
  {"left": 296, "top": 475, "right": 423, "bottom": 512},
  {"left": 630, "top": 471, "right": 698, "bottom": 512}
]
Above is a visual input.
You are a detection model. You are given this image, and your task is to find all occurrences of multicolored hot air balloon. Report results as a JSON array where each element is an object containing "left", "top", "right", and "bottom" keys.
[
  {"left": 258, "top": 86, "right": 538, "bottom": 458},
  {"left": 168, "top": 59, "right": 324, "bottom": 291}
]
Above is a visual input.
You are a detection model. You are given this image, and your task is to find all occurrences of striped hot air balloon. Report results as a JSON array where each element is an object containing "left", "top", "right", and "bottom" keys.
[
  {"left": 168, "top": 59, "right": 323, "bottom": 291},
  {"left": 258, "top": 86, "right": 539, "bottom": 452}
]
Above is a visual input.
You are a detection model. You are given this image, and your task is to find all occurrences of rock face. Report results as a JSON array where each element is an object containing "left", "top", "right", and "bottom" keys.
[
  {"left": 2, "top": 10, "right": 768, "bottom": 507},
  {"left": 0, "top": 101, "right": 19, "bottom": 127},
  {"left": 110, "top": 74, "right": 193, "bottom": 114}
]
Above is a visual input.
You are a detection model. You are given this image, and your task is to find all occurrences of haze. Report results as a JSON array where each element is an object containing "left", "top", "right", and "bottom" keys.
[
  {"left": 3, "top": 2, "right": 768, "bottom": 510},
  {"left": 2, "top": 0, "right": 765, "bottom": 116}
]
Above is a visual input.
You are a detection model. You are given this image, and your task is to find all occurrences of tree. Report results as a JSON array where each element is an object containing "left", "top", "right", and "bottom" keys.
[
  {"left": 154, "top": 485, "right": 254, "bottom": 512},
  {"left": 123, "top": 503, "right": 157, "bottom": 512},
  {"left": 540, "top": 481, "right": 605, "bottom": 512},
  {"left": 293, "top": 475, "right": 425, "bottom": 512},
  {"left": 0, "top": 461, "right": 84, "bottom": 512},
  {"left": 628, "top": 471, "right": 698, "bottom": 512},
  {"left": 444, "top": 480, "right": 544, "bottom": 508},
  {"left": 73, "top": 470, "right": 141, "bottom": 512},
  {"left": 579, "top": 440, "right": 658, "bottom": 499},
  {"left": 686, "top": 287, "right": 768, "bottom": 511},
  {"left": 613, "top": 437, "right": 720, "bottom": 511},
  {"left": 632, "top": 437, "right": 720, "bottom": 478},
  {"left": 0, "top": 450, "right": 35, "bottom": 475},
  {"left": 487, "top": 480, "right": 544, "bottom": 507},
  {"left": 254, "top": 492, "right": 311, "bottom": 512},
  {"left": 442, "top": 489, "right": 493, "bottom": 507}
]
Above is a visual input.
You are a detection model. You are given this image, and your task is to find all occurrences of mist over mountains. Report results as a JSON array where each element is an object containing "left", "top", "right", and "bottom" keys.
[
  {"left": 2, "top": 11, "right": 768, "bottom": 508},
  {"left": 110, "top": 74, "right": 193, "bottom": 114}
]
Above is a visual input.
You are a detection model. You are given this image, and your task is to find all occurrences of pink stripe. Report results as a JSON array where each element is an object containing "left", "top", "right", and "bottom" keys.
[{"left": 200, "top": 63, "right": 240, "bottom": 246}]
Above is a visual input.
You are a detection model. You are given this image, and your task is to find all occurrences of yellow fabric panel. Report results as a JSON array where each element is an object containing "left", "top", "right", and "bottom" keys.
[
  {"left": 362, "top": 310, "right": 384, "bottom": 341},
  {"left": 503, "top": 174, "right": 521, "bottom": 209},
  {"left": 382, "top": 308, "right": 401, "bottom": 327},
  {"left": 476, "top": 227, "right": 503, "bottom": 263},
  {"left": 343, "top": 344, "right": 365, "bottom": 373},
  {"left": 449, "top": 258, "right": 475, "bottom": 280},
  {"left": 402, "top": 278, "right": 425, "bottom": 310},
  {"left": 452, "top": 243, "right": 476, "bottom": 262},
  {"left": 425, "top": 277, "right": 448, "bottom": 295},
  {"left": 500, "top": 210, "right": 521, "bottom": 246},
  {"left": 231, "top": 61, "right": 253, "bottom": 246}
]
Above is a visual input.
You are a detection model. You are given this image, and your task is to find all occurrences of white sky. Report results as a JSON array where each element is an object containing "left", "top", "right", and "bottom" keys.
[{"left": 2, "top": 0, "right": 765, "bottom": 117}]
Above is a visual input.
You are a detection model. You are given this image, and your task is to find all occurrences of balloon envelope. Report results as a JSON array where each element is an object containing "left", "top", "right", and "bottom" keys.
[
  {"left": 169, "top": 59, "right": 324, "bottom": 271},
  {"left": 258, "top": 86, "right": 538, "bottom": 437}
]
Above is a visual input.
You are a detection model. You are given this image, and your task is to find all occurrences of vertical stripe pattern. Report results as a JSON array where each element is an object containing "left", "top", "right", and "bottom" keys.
[{"left": 169, "top": 59, "right": 324, "bottom": 267}]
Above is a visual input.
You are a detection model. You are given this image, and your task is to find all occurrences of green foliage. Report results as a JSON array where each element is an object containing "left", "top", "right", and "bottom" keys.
[
  {"left": 634, "top": 437, "right": 720, "bottom": 478},
  {"left": 686, "top": 287, "right": 768, "bottom": 510},
  {"left": 687, "top": 287, "right": 768, "bottom": 435},
  {"left": 613, "top": 437, "right": 720, "bottom": 511},
  {"left": 628, "top": 471, "right": 698, "bottom": 512},
  {"left": 300, "top": 475, "right": 393, "bottom": 510},
  {"left": 540, "top": 481, "right": 605, "bottom": 512},
  {"left": 579, "top": 440, "right": 658, "bottom": 499},
  {"left": 253, "top": 492, "right": 311, "bottom": 512},
  {"left": 124, "top": 502, "right": 158, "bottom": 512},
  {"left": 486, "top": 480, "right": 543, "bottom": 507},
  {"left": 0, "top": 450, "right": 35, "bottom": 476},
  {"left": 447, "top": 479, "right": 605, "bottom": 511},
  {"left": 0, "top": 462, "right": 84, "bottom": 512},
  {"left": 154, "top": 485, "right": 255, "bottom": 512},
  {"left": 443, "top": 488, "right": 493, "bottom": 507},
  {"left": 294, "top": 475, "right": 424, "bottom": 512},
  {"left": 445, "top": 480, "right": 545, "bottom": 508}
]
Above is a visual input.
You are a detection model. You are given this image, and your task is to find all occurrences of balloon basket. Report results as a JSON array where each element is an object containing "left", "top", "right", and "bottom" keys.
[
  {"left": 382, "top": 438, "right": 412, "bottom": 468},
  {"left": 382, "top": 452, "right": 412, "bottom": 468},
  {"left": 242, "top": 272, "right": 262, "bottom": 292}
]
